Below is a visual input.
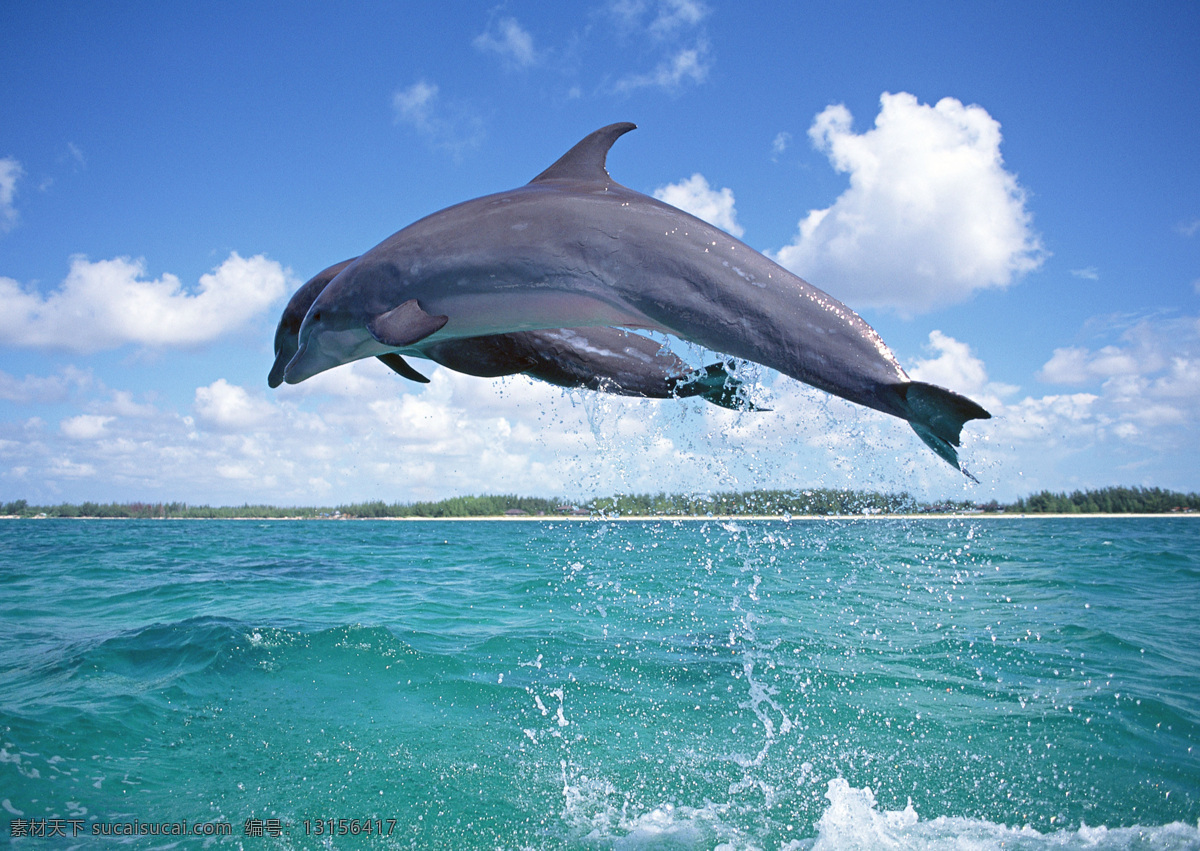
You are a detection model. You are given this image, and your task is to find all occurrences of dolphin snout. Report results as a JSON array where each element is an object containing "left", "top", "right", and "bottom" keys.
[
  {"left": 267, "top": 350, "right": 292, "bottom": 388},
  {"left": 282, "top": 343, "right": 321, "bottom": 385}
]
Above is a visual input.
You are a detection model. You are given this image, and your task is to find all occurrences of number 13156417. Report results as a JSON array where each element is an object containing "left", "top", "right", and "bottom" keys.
[{"left": 303, "top": 819, "right": 397, "bottom": 837}]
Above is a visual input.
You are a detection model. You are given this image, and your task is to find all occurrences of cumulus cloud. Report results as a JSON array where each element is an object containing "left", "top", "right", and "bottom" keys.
[
  {"left": 1040, "top": 345, "right": 1140, "bottom": 385},
  {"left": 773, "top": 92, "right": 1045, "bottom": 315},
  {"left": 1037, "top": 315, "right": 1200, "bottom": 429},
  {"left": 392, "top": 80, "right": 485, "bottom": 157},
  {"left": 0, "top": 252, "right": 289, "bottom": 353},
  {"left": 474, "top": 16, "right": 537, "bottom": 68},
  {"left": 908, "top": 330, "right": 1017, "bottom": 410},
  {"left": 0, "top": 157, "right": 24, "bottom": 232},
  {"left": 653, "top": 173, "right": 744, "bottom": 237},
  {"left": 60, "top": 414, "right": 114, "bottom": 440},
  {"left": 989, "top": 392, "right": 1101, "bottom": 447},
  {"left": 950, "top": 313, "right": 1200, "bottom": 487},
  {"left": 194, "top": 379, "right": 276, "bottom": 432},
  {"left": 1037, "top": 314, "right": 1194, "bottom": 387},
  {"left": 902, "top": 326, "right": 1198, "bottom": 483}
]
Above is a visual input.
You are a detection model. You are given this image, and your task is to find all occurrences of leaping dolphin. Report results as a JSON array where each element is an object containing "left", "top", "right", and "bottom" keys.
[
  {"left": 270, "top": 259, "right": 758, "bottom": 409},
  {"left": 282, "top": 123, "right": 990, "bottom": 475}
]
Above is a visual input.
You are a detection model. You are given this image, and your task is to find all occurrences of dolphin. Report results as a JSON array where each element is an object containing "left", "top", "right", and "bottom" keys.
[
  {"left": 283, "top": 123, "right": 990, "bottom": 475},
  {"left": 269, "top": 258, "right": 429, "bottom": 388},
  {"left": 270, "top": 259, "right": 758, "bottom": 409},
  {"left": 422, "top": 326, "right": 758, "bottom": 409}
]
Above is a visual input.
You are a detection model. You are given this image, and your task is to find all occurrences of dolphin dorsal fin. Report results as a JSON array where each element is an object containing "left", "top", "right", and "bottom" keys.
[{"left": 529, "top": 122, "right": 637, "bottom": 185}]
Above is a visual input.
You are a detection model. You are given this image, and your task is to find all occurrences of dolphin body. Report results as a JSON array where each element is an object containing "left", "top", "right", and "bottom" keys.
[
  {"left": 283, "top": 123, "right": 990, "bottom": 475},
  {"left": 270, "top": 259, "right": 757, "bottom": 409}
]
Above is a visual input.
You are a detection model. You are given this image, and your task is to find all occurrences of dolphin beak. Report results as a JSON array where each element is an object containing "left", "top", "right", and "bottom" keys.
[
  {"left": 283, "top": 341, "right": 338, "bottom": 385},
  {"left": 267, "top": 352, "right": 288, "bottom": 388}
]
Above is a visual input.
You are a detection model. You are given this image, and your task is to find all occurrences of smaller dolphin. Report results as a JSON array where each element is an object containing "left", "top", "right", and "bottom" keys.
[
  {"left": 423, "top": 326, "right": 757, "bottom": 409},
  {"left": 270, "top": 260, "right": 757, "bottom": 409}
]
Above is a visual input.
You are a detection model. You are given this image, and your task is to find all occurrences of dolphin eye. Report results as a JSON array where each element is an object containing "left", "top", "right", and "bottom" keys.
[{"left": 311, "top": 311, "right": 322, "bottom": 322}]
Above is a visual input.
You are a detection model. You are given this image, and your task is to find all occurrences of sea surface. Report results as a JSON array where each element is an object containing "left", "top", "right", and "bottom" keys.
[{"left": 1, "top": 517, "right": 1198, "bottom": 849}]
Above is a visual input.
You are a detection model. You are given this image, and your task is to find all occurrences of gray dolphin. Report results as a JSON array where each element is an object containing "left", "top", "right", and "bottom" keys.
[
  {"left": 269, "top": 258, "right": 429, "bottom": 388},
  {"left": 270, "top": 260, "right": 757, "bottom": 409},
  {"left": 283, "top": 123, "right": 990, "bottom": 475}
]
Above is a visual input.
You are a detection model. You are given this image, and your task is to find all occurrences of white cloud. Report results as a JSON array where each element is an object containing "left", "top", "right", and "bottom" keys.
[
  {"left": 193, "top": 379, "right": 276, "bottom": 432},
  {"left": 1071, "top": 267, "right": 1099, "bottom": 280},
  {"left": 771, "top": 131, "right": 791, "bottom": 159},
  {"left": 47, "top": 457, "right": 96, "bottom": 479},
  {"left": 0, "top": 157, "right": 23, "bottom": 232},
  {"left": 607, "top": 1, "right": 711, "bottom": 94},
  {"left": 60, "top": 414, "right": 114, "bottom": 440},
  {"left": 1036, "top": 315, "right": 1200, "bottom": 430},
  {"left": 0, "top": 366, "right": 91, "bottom": 404},
  {"left": 646, "top": 0, "right": 709, "bottom": 37},
  {"left": 987, "top": 392, "right": 1100, "bottom": 446},
  {"left": 392, "top": 80, "right": 438, "bottom": 126},
  {"left": 1176, "top": 218, "right": 1200, "bottom": 238},
  {"left": 908, "top": 330, "right": 1017, "bottom": 410},
  {"left": 474, "top": 16, "right": 537, "bottom": 68},
  {"left": 0, "top": 252, "right": 289, "bottom": 353},
  {"left": 883, "top": 322, "right": 1200, "bottom": 489},
  {"left": 6, "top": 317, "right": 1198, "bottom": 505},
  {"left": 653, "top": 173, "right": 744, "bottom": 237},
  {"left": 391, "top": 80, "right": 485, "bottom": 158},
  {"left": 614, "top": 42, "right": 710, "bottom": 93},
  {"left": 949, "top": 313, "right": 1200, "bottom": 488},
  {"left": 106, "top": 390, "right": 159, "bottom": 418},
  {"left": 1038, "top": 314, "right": 1194, "bottom": 387},
  {"left": 773, "top": 92, "right": 1046, "bottom": 315},
  {"left": 1039, "top": 345, "right": 1147, "bottom": 384}
]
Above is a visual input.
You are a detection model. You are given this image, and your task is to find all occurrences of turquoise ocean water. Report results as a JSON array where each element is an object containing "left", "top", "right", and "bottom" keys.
[{"left": 1, "top": 517, "right": 1198, "bottom": 849}]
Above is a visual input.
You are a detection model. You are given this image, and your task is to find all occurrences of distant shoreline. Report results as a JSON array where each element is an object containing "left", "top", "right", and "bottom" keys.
[{"left": 5, "top": 512, "right": 1196, "bottom": 521}]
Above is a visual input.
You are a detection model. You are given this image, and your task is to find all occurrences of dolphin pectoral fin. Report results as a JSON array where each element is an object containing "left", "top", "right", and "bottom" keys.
[
  {"left": 900, "top": 382, "right": 991, "bottom": 479},
  {"left": 529, "top": 123, "right": 637, "bottom": 185},
  {"left": 366, "top": 300, "right": 449, "bottom": 348},
  {"left": 376, "top": 353, "right": 430, "bottom": 383},
  {"left": 671, "top": 363, "right": 767, "bottom": 412}
]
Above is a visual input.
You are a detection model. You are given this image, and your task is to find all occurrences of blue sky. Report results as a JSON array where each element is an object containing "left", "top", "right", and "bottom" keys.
[{"left": 1, "top": 1, "right": 1198, "bottom": 506}]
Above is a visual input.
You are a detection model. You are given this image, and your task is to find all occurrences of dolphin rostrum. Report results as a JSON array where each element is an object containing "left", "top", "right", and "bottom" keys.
[
  {"left": 282, "top": 123, "right": 990, "bottom": 475},
  {"left": 270, "top": 259, "right": 758, "bottom": 409}
]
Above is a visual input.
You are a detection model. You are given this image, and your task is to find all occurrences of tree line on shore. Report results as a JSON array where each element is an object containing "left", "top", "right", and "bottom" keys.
[{"left": 1, "top": 486, "right": 1196, "bottom": 519}]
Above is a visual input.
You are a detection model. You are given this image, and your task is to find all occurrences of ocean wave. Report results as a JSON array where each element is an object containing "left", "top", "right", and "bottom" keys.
[{"left": 561, "top": 777, "right": 1200, "bottom": 850}]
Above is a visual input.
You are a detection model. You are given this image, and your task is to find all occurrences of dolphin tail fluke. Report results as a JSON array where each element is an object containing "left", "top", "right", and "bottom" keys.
[
  {"left": 672, "top": 363, "right": 766, "bottom": 412},
  {"left": 899, "top": 382, "right": 991, "bottom": 480}
]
